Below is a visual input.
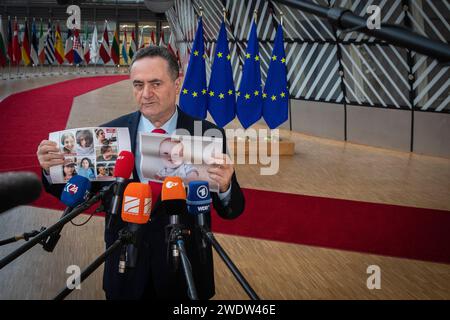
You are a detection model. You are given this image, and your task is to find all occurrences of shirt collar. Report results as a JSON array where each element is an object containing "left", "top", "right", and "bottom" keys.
[{"left": 138, "top": 107, "right": 178, "bottom": 135}]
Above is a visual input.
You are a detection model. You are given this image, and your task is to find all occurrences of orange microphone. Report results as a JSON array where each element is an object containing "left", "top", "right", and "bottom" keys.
[{"left": 119, "top": 182, "right": 152, "bottom": 272}]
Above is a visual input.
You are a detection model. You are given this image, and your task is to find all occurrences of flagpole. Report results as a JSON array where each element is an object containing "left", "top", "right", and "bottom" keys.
[
  {"left": 279, "top": 11, "right": 292, "bottom": 132},
  {"left": 104, "top": 20, "right": 107, "bottom": 74}
]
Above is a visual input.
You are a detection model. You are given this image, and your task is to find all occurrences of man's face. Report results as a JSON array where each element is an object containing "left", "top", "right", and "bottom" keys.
[{"left": 130, "top": 57, "right": 181, "bottom": 121}]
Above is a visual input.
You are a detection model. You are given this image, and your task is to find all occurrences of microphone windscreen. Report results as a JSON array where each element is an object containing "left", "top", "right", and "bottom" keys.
[
  {"left": 187, "top": 181, "right": 211, "bottom": 215},
  {"left": 113, "top": 151, "right": 135, "bottom": 179},
  {"left": 161, "top": 176, "right": 186, "bottom": 201},
  {"left": 121, "top": 182, "right": 152, "bottom": 224},
  {"left": 0, "top": 171, "right": 42, "bottom": 214},
  {"left": 60, "top": 175, "right": 92, "bottom": 208}
]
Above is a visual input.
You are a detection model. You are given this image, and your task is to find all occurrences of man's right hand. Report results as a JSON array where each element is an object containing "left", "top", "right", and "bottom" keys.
[{"left": 37, "top": 140, "right": 65, "bottom": 173}]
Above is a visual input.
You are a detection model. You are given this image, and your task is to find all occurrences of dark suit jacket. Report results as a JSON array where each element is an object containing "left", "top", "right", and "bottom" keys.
[{"left": 43, "top": 107, "right": 245, "bottom": 300}]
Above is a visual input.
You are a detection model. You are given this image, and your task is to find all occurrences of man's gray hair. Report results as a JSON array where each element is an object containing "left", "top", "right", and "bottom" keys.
[{"left": 130, "top": 45, "right": 179, "bottom": 80}]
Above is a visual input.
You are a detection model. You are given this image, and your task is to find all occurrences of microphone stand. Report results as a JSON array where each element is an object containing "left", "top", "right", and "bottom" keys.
[
  {"left": 273, "top": 0, "right": 450, "bottom": 62},
  {"left": 0, "top": 185, "right": 111, "bottom": 270},
  {"left": 200, "top": 226, "right": 260, "bottom": 300},
  {"left": 167, "top": 223, "right": 198, "bottom": 300},
  {"left": 53, "top": 228, "right": 133, "bottom": 300},
  {"left": 0, "top": 230, "right": 41, "bottom": 246}
]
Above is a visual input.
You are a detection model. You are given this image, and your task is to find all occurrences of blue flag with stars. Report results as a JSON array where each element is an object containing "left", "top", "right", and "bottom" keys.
[
  {"left": 263, "top": 24, "right": 288, "bottom": 129},
  {"left": 236, "top": 21, "right": 262, "bottom": 129},
  {"left": 179, "top": 17, "right": 207, "bottom": 119},
  {"left": 207, "top": 21, "right": 235, "bottom": 128}
]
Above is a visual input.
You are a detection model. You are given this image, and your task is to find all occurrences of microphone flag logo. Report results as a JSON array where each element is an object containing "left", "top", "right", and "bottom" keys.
[{"left": 196, "top": 185, "right": 209, "bottom": 199}]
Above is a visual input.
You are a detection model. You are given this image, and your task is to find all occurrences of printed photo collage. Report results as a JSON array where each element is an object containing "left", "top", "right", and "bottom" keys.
[{"left": 58, "top": 128, "right": 119, "bottom": 182}]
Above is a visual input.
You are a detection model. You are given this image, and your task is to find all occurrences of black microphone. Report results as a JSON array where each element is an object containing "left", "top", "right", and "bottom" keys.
[
  {"left": 187, "top": 181, "right": 211, "bottom": 250},
  {"left": 161, "top": 176, "right": 187, "bottom": 271},
  {"left": 0, "top": 171, "right": 42, "bottom": 214},
  {"left": 42, "top": 175, "right": 92, "bottom": 252}
]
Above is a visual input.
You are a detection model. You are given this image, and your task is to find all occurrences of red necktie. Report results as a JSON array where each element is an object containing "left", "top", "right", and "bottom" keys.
[{"left": 149, "top": 128, "right": 167, "bottom": 203}]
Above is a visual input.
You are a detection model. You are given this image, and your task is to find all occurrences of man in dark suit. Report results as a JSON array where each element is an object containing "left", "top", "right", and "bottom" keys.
[{"left": 36, "top": 46, "right": 245, "bottom": 300}]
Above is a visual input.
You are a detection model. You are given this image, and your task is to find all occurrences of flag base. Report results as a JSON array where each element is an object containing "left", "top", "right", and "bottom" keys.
[{"left": 228, "top": 136, "right": 295, "bottom": 157}]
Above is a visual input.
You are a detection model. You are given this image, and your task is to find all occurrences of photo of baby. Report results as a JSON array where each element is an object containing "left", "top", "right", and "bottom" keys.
[
  {"left": 140, "top": 133, "right": 222, "bottom": 192},
  {"left": 77, "top": 157, "right": 96, "bottom": 180},
  {"left": 154, "top": 138, "right": 199, "bottom": 181},
  {"left": 76, "top": 129, "right": 94, "bottom": 156}
]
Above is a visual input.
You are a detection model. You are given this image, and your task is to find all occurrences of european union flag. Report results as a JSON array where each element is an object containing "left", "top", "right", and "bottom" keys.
[
  {"left": 179, "top": 17, "right": 207, "bottom": 119},
  {"left": 207, "top": 21, "right": 235, "bottom": 128},
  {"left": 263, "top": 24, "right": 288, "bottom": 129},
  {"left": 236, "top": 21, "right": 262, "bottom": 129}
]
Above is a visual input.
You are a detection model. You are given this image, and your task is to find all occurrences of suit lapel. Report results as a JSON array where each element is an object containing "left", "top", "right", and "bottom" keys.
[{"left": 127, "top": 111, "right": 141, "bottom": 182}]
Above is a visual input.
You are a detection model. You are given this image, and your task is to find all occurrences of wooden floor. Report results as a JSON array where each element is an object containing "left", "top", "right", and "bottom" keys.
[{"left": 0, "top": 75, "right": 449, "bottom": 300}]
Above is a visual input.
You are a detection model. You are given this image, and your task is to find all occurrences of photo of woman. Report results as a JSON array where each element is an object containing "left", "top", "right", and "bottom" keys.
[
  {"left": 96, "top": 145, "right": 118, "bottom": 162},
  {"left": 61, "top": 132, "right": 76, "bottom": 154},
  {"left": 96, "top": 163, "right": 110, "bottom": 180},
  {"left": 77, "top": 157, "right": 95, "bottom": 180},
  {"left": 76, "top": 130, "right": 94, "bottom": 156},
  {"left": 95, "top": 128, "right": 108, "bottom": 146},
  {"left": 63, "top": 162, "right": 77, "bottom": 182}
]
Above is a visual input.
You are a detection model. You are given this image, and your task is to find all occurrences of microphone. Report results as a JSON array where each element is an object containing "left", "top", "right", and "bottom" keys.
[
  {"left": 119, "top": 182, "right": 152, "bottom": 272},
  {"left": 187, "top": 181, "right": 211, "bottom": 229},
  {"left": 187, "top": 181, "right": 211, "bottom": 250},
  {"left": 161, "top": 176, "right": 187, "bottom": 271},
  {"left": 42, "top": 175, "right": 91, "bottom": 252},
  {"left": 106, "top": 150, "right": 134, "bottom": 230},
  {"left": 0, "top": 171, "right": 42, "bottom": 214}
]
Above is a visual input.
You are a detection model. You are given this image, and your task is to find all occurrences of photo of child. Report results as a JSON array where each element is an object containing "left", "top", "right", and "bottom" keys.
[
  {"left": 154, "top": 138, "right": 199, "bottom": 181},
  {"left": 76, "top": 129, "right": 94, "bottom": 156},
  {"left": 61, "top": 132, "right": 76, "bottom": 155},
  {"left": 140, "top": 132, "right": 222, "bottom": 192},
  {"left": 77, "top": 157, "right": 96, "bottom": 180}
]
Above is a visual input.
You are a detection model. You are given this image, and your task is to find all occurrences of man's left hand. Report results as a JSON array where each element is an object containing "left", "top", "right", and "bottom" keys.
[{"left": 207, "top": 154, "right": 234, "bottom": 193}]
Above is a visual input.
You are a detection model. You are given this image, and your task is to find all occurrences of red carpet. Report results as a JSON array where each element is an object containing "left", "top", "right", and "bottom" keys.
[
  {"left": 1, "top": 75, "right": 449, "bottom": 264},
  {"left": 212, "top": 189, "right": 450, "bottom": 264},
  {"left": 0, "top": 75, "right": 128, "bottom": 210}
]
